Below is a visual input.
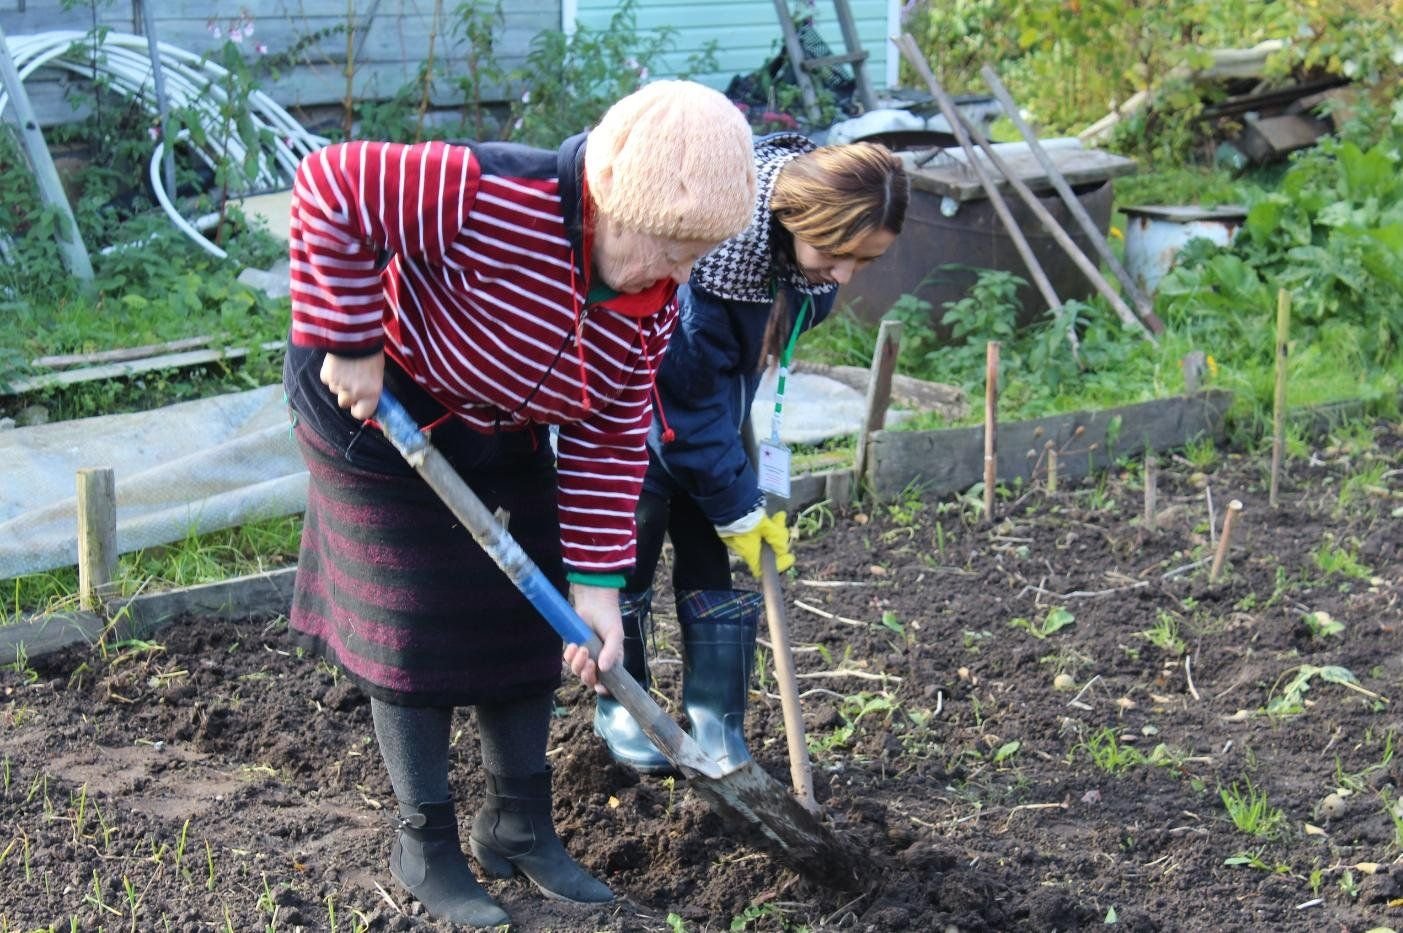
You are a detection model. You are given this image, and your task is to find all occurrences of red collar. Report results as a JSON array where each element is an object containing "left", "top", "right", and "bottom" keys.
[{"left": 580, "top": 177, "right": 678, "bottom": 318}]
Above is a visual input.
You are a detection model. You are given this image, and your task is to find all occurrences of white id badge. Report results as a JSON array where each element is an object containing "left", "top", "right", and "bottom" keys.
[{"left": 757, "top": 440, "right": 792, "bottom": 498}]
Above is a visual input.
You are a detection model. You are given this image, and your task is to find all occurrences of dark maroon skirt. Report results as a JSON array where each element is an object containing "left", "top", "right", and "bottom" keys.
[{"left": 289, "top": 419, "right": 566, "bottom": 708}]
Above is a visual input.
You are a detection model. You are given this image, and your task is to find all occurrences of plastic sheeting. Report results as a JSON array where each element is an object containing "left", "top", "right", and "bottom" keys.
[
  {"left": 0, "top": 385, "right": 305, "bottom": 579},
  {"left": 1, "top": 372, "right": 901, "bottom": 580}
]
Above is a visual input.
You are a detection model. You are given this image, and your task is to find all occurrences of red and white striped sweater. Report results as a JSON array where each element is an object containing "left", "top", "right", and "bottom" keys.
[{"left": 288, "top": 139, "right": 677, "bottom": 574}]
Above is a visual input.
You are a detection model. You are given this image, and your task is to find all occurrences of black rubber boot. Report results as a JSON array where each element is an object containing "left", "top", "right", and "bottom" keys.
[
  {"left": 678, "top": 589, "right": 763, "bottom": 772},
  {"left": 592, "top": 589, "right": 673, "bottom": 774},
  {"left": 389, "top": 800, "right": 509, "bottom": 928},
  {"left": 468, "top": 769, "right": 614, "bottom": 904}
]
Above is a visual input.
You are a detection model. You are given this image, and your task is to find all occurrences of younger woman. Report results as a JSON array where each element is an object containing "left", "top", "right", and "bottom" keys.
[{"left": 582, "top": 136, "right": 909, "bottom": 773}]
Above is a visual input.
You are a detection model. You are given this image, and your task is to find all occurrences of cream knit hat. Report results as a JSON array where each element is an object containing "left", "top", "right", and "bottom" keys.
[{"left": 585, "top": 80, "right": 756, "bottom": 243}]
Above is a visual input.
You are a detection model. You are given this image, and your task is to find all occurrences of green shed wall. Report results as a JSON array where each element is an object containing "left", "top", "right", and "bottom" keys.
[{"left": 568, "top": 1, "right": 896, "bottom": 96}]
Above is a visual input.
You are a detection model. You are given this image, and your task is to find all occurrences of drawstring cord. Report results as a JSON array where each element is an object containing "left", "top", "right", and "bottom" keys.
[
  {"left": 569, "top": 258, "right": 593, "bottom": 414},
  {"left": 635, "top": 319, "right": 675, "bottom": 444}
]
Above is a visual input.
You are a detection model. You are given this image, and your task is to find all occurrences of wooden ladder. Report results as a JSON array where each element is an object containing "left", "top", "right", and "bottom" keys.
[{"left": 770, "top": 0, "right": 878, "bottom": 123}]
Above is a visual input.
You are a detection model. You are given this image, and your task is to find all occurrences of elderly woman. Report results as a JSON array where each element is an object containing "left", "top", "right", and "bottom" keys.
[{"left": 283, "top": 81, "right": 755, "bottom": 926}]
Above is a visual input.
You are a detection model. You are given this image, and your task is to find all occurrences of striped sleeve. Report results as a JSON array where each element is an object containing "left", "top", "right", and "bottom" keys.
[
  {"left": 555, "top": 303, "right": 680, "bottom": 573},
  {"left": 288, "top": 141, "right": 481, "bottom": 353}
]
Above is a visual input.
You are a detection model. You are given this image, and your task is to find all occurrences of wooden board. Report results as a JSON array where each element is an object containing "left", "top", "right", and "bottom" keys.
[
  {"left": 2, "top": 341, "right": 284, "bottom": 396},
  {"left": 910, "top": 145, "right": 1139, "bottom": 202},
  {"left": 0, "top": 567, "right": 296, "bottom": 661},
  {"left": 867, "top": 391, "right": 1233, "bottom": 500}
]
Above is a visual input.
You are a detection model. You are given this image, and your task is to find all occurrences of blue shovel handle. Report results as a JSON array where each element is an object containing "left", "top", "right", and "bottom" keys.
[
  {"left": 372, "top": 389, "right": 591, "bottom": 646},
  {"left": 371, "top": 389, "right": 720, "bottom": 778}
]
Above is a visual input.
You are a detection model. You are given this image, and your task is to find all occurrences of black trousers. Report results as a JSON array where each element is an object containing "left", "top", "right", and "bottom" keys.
[{"left": 624, "top": 490, "right": 732, "bottom": 594}]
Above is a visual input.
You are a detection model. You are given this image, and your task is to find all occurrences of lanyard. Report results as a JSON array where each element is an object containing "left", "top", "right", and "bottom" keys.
[{"left": 769, "top": 294, "right": 811, "bottom": 444}]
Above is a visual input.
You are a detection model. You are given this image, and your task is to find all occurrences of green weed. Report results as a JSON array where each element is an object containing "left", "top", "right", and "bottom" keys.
[
  {"left": 793, "top": 499, "right": 835, "bottom": 539},
  {"left": 1266, "top": 663, "right": 1385, "bottom": 716},
  {"left": 1078, "top": 727, "right": 1146, "bottom": 774},
  {"left": 1008, "top": 606, "right": 1075, "bottom": 640},
  {"left": 1220, "top": 778, "right": 1288, "bottom": 838},
  {"left": 1223, "top": 849, "right": 1291, "bottom": 873},
  {"left": 1139, "top": 610, "right": 1186, "bottom": 654},
  {"left": 1301, "top": 610, "right": 1345, "bottom": 639},
  {"left": 1310, "top": 535, "right": 1373, "bottom": 580}
]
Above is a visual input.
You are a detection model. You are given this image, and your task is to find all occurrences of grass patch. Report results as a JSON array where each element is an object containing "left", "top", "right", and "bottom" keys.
[{"left": 2, "top": 515, "right": 301, "bottom": 623}]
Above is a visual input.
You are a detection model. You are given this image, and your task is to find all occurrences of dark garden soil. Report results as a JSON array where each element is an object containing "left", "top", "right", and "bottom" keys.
[{"left": 2, "top": 420, "right": 1401, "bottom": 932}]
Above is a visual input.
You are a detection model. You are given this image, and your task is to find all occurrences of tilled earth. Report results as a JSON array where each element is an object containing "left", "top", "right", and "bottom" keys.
[{"left": 2, "top": 421, "right": 1401, "bottom": 931}]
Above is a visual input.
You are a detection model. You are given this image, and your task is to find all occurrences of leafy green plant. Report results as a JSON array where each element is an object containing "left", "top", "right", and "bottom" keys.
[
  {"left": 1009, "top": 606, "right": 1075, "bottom": 640},
  {"left": 1310, "top": 536, "right": 1373, "bottom": 580},
  {"left": 1139, "top": 610, "right": 1186, "bottom": 654},
  {"left": 793, "top": 499, "right": 835, "bottom": 540},
  {"left": 451, "top": 1, "right": 510, "bottom": 141},
  {"left": 506, "top": 0, "right": 690, "bottom": 148},
  {"left": 1301, "top": 610, "right": 1345, "bottom": 639},
  {"left": 1266, "top": 664, "right": 1385, "bottom": 716},
  {"left": 1221, "top": 778, "right": 1288, "bottom": 838},
  {"left": 1223, "top": 849, "right": 1291, "bottom": 873},
  {"left": 807, "top": 692, "right": 897, "bottom": 757}
]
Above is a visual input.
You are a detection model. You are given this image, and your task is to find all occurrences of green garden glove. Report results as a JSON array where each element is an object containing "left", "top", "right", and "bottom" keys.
[{"left": 717, "top": 509, "right": 794, "bottom": 578}]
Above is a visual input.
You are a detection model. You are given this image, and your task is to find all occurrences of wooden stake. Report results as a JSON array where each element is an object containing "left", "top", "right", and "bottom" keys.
[
  {"left": 0, "top": 23, "right": 94, "bottom": 289},
  {"left": 1208, "top": 499, "right": 1243, "bottom": 584},
  {"left": 76, "top": 467, "right": 117, "bottom": 611},
  {"left": 1045, "top": 440, "right": 1058, "bottom": 494},
  {"left": 853, "top": 319, "right": 903, "bottom": 496},
  {"left": 1182, "top": 350, "right": 1206, "bottom": 393},
  {"left": 983, "top": 342, "right": 1000, "bottom": 522},
  {"left": 981, "top": 64, "right": 1164, "bottom": 335},
  {"left": 1269, "top": 289, "right": 1291, "bottom": 508},
  {"left": 1143, "top": 452, "right": 1158, "bottom": 528}
]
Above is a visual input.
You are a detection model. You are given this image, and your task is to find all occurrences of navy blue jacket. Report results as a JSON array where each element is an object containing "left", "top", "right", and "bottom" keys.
[
  {"left": 642, "top": 284, "right": 835, "bottom": 525},
  {"left": 642, "top": 134, "right": 840, "bottom": 527}
]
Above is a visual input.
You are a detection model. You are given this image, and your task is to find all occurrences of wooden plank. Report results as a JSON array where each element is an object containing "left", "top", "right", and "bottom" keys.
[
  {"left": 910, "top": 146, "right": 1139, "bottom": 203},
  {"left": 34, "top": 336, "right": 214, "bottom": 369},
  {"left": 868, "top": 390, "right": 1233, "bottom": 500},
  {"left": 0, "top": 610, "right": 105, "bottom": 661},
  {"left": 110, "top": 567, "right": 296, "bottom": 641},
  {"left": 0, "top": 567, "right": 297, "bottom": 664},
  {"left": 2, "top": 341, "right": 284, "bottom": 396}
]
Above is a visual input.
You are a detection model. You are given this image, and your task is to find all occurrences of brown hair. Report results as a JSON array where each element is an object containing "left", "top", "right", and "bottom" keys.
[{"left": 759, "top": 142, "right": 909, "bottom": 368}]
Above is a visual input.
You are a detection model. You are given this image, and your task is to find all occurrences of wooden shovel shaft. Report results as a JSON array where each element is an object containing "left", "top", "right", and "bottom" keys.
[{"left": 761, "top": 544, "right": 818, "bottom": 812}]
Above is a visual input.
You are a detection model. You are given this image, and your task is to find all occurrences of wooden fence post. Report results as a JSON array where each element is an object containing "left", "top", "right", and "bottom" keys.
[
  {"left": 76, "top": 467, "right": 117, "bottom": 611},
  {"left": 853, "top": 319, "right": 902, "bottom": 497}
]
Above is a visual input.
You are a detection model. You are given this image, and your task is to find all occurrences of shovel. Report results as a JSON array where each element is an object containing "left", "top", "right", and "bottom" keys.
[{"left": 372, "top": 390, "right": 866, "bottom": 891}]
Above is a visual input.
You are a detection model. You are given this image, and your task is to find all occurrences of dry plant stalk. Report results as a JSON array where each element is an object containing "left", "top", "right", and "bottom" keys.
[
  {"left": 1045, "top": 440, "right": 1058, "bottom": 494},
  {"left": 1209, "top": 499, "right": 1244, "bottom": 583}
]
